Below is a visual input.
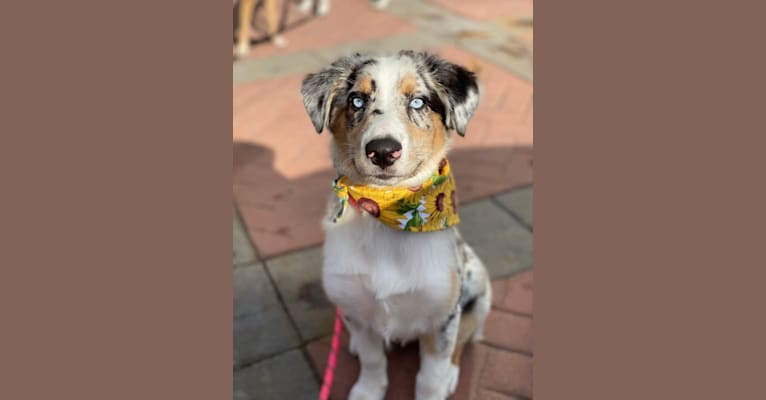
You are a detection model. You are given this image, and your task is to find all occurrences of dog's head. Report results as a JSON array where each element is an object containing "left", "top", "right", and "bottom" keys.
[{"left": 300, "top": 51, "right": 480, "bottom": 187}]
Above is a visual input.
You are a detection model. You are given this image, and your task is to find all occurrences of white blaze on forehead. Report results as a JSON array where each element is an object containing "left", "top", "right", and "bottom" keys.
[{"left": 360, "top": 56, "right": 419, "bottom": 146}]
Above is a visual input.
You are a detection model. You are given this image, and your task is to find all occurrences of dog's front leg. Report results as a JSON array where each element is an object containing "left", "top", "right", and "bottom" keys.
[
  {"left": 345, "top": 317, "right": 388, "bottom": 400},
  {"left": 417, "top": 306, "right": 461, "bottom": 400}
]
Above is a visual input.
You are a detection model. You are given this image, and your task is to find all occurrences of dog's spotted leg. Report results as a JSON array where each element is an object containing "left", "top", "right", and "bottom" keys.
[
  {"left": 346, "top": 319, "right": 388, "bottom": 400},
  {"left": 458, "top": 241, "right": 492, "bottom": 342},
  {"left": 417, "top": 305, "right": 461, "bottom": 400}
]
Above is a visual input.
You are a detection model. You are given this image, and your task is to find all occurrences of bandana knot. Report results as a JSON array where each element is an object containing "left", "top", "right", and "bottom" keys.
[{"left": 331, "top": 158, "right": 459, "bottom": 232}]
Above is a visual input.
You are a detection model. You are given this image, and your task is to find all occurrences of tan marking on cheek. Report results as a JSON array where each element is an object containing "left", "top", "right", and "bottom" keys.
[
  {"left": 357, "top": 75, "right": 373, "bottom": 95},
  {"left": 330, "top": 111, "right": 349, "bottom": 152},
  {"left": 331, "top": 110, "right": 366, "bottom": 161},
  {"left": 405, "top": 111, "right": 448, "bottom": 161},
  {"left": 429, "top": 112, "right": 447, "bottom": 154},
  {"left": 399, "top": 73, "right": 418, "bottom": 95}
]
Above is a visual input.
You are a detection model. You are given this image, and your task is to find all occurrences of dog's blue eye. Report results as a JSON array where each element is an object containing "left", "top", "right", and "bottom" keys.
[
  {"left": 351, "top": 97, "right": 365, "bottom": 109},
  {"left": 409, "top": 98, "right": 425, "bottom": 110}
]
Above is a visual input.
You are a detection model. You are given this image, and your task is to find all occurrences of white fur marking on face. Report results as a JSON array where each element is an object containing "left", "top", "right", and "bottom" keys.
[{"left": 359, "top": 57, "right": 416, "bottom": 146}]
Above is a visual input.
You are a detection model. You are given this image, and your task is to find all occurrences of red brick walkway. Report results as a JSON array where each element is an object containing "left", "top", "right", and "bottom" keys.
[{"left": 306, "top": 271, "right": 533, "bottom": 400}]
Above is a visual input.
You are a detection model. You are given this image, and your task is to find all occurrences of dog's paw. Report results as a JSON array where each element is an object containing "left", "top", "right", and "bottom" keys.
[
  {"left": 235, "top": 43, "right": 249, "bottom": 58},
  {"left": 349, "top": 378, "right": 387, "bottom": 400},
  {"left": 371, "top": 0, "right": 390, "bottom": 9},
  {"left": 270, "top": 35, "right": 287, "bottom": 47},
  {"left": 316, "top": 0, "right": 330, "bottom": 15},
  {"left": 296, "top": 0, "right": 313, "bottom": 13},
  {"left": 415, "top": 364, "right": 460, "bottom": 400}
]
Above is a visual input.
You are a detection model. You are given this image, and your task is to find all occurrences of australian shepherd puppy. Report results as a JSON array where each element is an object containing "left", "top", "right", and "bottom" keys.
[{"left": 300, "top": 51, "right": 491, "bottom": 400}]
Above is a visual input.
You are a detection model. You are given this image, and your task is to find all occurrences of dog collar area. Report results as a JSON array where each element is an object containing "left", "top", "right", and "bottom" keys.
[{"left": 331, "top": 158, "right": 460, "bottom": 232}]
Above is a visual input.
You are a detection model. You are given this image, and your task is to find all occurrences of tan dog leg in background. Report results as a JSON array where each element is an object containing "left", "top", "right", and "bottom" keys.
[
  {"left": 236, "top": 0, "right": 286, "bottom": 58},
  {"left": 236, "top": 0, "right": 256, "bottom": 57},
  {"left": 264, "top": 0, "right": 287, "bottom": 47}
]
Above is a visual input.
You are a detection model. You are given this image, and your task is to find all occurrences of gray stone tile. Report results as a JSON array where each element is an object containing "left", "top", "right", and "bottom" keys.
[
  {"left": 233, "top": 51, "right": 320, "bottom": 84},
  {"left": 234, "top": 31, "right": 447, "bottom": 85},
  {"left": 265, "top": 246, "right": 335, "bottom": 342},
  {"left": 458, "top": 38, "right": 533, "bottom": 82},
  {"left": 234, "top": 263, "right": 300, "bottom": 368},
  {"left": 494, "top": 186, "right": 533, "bottom": 229},
  {"left": 234, "top": 349, "right": 319, "bottom": 400},
  {"left": 457, "top": 199, "right": 533, "bottom": 279},
  {"left": 306, "top": 31, "right": 446, "bottom": 69},
  {"left": 233, "top": 207, "right": 258, "bottom": 266},
  {"left": 386, "top": 0, "right": 533, "bottom": 82}
]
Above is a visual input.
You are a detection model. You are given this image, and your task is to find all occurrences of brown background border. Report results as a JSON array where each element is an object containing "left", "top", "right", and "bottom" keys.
[
  {"left": 536, "top": 0, "right": 766, "bottom": 398},
  {"left": 1, "top": 0, "right": 765, "bottom": 399}
]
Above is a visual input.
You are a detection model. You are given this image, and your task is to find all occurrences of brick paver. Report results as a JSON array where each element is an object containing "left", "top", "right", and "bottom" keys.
[
  {"left": 265, "top": 247, "right": 336, "bottom": 342},
  {"left": 233, "top": 205, "right": 258, "bottom": 266},
  {"left": 495, "top": 185, "right": 533, "bottom": 229},
  {"left": 234, "top": 349, "right": 319, "bottom": 400},
  {"left": 233, "top": 262, "right": 300, "bottom": 368},
  {"left": 491, "top": 269, "right": 533, "bottom": 316},
  {"left": 458, "top": 199, "right": 533, "bottom": 278}
]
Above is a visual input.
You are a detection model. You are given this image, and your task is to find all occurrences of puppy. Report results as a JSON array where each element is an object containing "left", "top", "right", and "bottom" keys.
[{"left": 300, "top": 51, "right": 491, "bottom": 400}]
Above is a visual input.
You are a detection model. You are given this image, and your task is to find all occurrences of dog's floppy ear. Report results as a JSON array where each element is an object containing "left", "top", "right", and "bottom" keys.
[
  {"left": 300, "top": 53, "right": 369, "bottom": 134},
  {"left": 413, "top": 52, "right": 480, "bottom": 136}
]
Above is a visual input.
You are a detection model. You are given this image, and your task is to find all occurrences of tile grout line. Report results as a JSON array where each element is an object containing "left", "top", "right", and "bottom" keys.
[
  {"left": 491, "top": 265, "right": 534, "bottom": 283},
  {"left": 489, "top": 195, "right": 533, "bottom": 233},
  {"left": 482, "top": 388, "right": 530, "bottom": 400},
  {"left": 480, "top": 341, "right": 533, "bottom": 359},
  {"left": 234, "top": 343, "right": 304, "bottom": 371},
  {"left": 261, "top": 257, "right": 329, "bottom": 385},
  {"left": 233, "top": 202, "right": 262, "bottom": 263},
  {"left": 485, "top": 386, "right": 532, "bottom": 400},
  {"left": 491, "top": 304, "right": 533, "bottom": 319},
  {"left": 472, "top": 343, "right": 493, "bottom": 399}
]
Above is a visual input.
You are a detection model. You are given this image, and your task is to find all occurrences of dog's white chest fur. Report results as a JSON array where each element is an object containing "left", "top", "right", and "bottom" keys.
[{"left": 322, "top": 207, "right": 458, "bottom": 342}]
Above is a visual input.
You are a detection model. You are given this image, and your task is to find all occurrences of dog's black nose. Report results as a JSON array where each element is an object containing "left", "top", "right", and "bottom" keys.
[{"left": 365, "top": 138, "right": 402, "bottom": 168}]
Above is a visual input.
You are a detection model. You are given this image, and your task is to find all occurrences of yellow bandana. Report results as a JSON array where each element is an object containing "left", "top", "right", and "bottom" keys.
[{"left": 332, "top": 158, "right": 460, "bottom": 232}]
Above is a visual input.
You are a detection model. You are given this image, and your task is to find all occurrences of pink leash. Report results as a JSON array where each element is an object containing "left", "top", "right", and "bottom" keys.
[{"left": 319, "top": 307, "right": 343, "bottom": 400}]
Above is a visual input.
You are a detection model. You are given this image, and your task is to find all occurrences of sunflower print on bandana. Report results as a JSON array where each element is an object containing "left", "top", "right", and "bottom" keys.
[{"left": 332, "top": 158, "right": 460, "bottom": 232}]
